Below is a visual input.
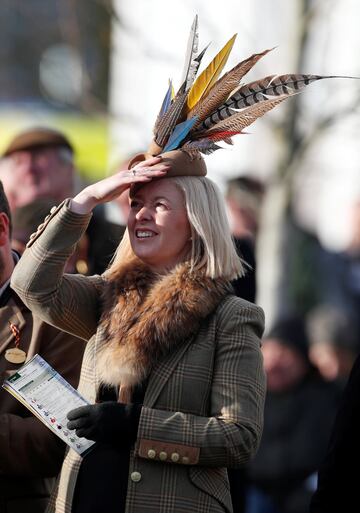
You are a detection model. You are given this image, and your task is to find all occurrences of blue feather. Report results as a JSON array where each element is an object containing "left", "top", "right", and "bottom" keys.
[
  {"left": 162, "top": 117, "right": 198, "bottom": 152},
  {"left": 159, "top": 80, "right": 173, "bottom": 117}
]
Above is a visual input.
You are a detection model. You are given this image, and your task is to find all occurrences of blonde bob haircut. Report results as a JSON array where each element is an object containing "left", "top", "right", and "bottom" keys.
[{"left": 106, "top": 176, "right": 244, "bottom": 281}]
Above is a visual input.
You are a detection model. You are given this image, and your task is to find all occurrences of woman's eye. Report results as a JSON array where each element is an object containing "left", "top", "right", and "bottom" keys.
[
  {"left": 130, "top": 200, "right": 140, "bottom": 209},
  {"left": 155, "top": 202, "right": 167, "bottom": 211}
]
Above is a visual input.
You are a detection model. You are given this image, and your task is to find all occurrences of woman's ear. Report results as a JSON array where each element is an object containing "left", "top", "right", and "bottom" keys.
[{"left": 0, "top": 212, "right": 10, "bottom": 247}]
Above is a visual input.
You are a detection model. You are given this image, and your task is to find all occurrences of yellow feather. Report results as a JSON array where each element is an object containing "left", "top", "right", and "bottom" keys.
[{"left": 186, "top": 34, "right": 237, "bottom": 110}]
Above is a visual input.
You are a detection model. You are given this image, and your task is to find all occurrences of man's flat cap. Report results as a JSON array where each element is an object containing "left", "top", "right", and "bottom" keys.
[{"left": 2, "top": 127, "right": 74, "bottom": 157}]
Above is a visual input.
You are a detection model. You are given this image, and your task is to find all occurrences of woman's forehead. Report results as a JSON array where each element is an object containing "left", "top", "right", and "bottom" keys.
[{"left": 130, "top": 178, "right": 182, "bottom": 200}]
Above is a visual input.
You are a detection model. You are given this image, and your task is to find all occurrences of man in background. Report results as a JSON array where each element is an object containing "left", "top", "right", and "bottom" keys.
[
  {"left": 0, "top": 127, "right": 74, "bottom": 211},
  {"left": 245, "top": 316, "right": 340, "bottom": 513},
  {"left": 0, "top": 181, "right": 85, "bottom": 512},
  {"left": 0, "top": 126, "right": 115, "bottom": 274}
]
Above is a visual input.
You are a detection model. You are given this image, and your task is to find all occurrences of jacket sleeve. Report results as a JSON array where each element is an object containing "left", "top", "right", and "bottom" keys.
[
  {"left": 0, "top": 324, "right": 86, "bottom": 477},
  {"left": 136, "top": 301, "right": 266, "bottom": 468},
  {"left": 11, "top": 199, "right": 104, "bottom": 340}
]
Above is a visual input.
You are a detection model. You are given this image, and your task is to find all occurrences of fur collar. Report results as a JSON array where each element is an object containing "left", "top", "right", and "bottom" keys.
[{"left": 97, "top": 258, "right": 231, "bottom": 388}]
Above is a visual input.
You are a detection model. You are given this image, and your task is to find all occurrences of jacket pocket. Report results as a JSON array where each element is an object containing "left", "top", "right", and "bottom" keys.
[{"left": 189, "top": 466, "right": 232, "bottom": 513}]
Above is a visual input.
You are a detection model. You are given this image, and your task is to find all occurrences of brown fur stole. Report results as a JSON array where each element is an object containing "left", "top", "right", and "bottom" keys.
[{"left": 97, "top": 258, "right": 231, "bottom": 388}]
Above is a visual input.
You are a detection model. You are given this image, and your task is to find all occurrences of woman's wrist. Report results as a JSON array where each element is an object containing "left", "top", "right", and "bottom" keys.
[{"left": 70, "top": 190, "right": 98, "bottom": 214}]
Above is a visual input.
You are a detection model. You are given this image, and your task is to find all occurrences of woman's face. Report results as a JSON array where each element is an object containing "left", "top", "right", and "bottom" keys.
[{"left": 128, "top": 178, "right": 192, "bottom": 273}]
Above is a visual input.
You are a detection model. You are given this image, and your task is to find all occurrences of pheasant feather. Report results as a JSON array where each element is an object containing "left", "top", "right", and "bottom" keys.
[
  {"left": 154, "top": 89, "right": 188, "bottom": 148},
  {"left": 186, "top": 34, "right": 237, "bottom": 110},
  {"left": 182, "top": 139, "right": 222, "bottom": 157},
  {"left": 163, "top": 117, "right": 198, "bottom": 152},
  {"left": 180, "top": 15, "right": 199, "bottom": 91},
  {"left": 206, "top": 130, "right": 240, "bottom": 143},
  {"left": 145, "top": 19, "right": 351, "bottom": 161},
  {"left": 199, "top": 74, "right": 341, "bottom": 130},
  {"left": 199, "top": 95, "right": 287, "bottom": 137},
  {"left": 159, "top": 80, "right": 173, "bottom": 117},
  {"left": 187, "top": 47, "right": 273, "bottom": 126}
]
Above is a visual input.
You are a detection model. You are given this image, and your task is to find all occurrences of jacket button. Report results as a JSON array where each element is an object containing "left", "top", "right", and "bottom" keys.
[
  {"left": 147, "top": 449, "right": 156, "bottom": 459},
  {"left": 130, "top": 471, "right": 142, "bottom": 483},
  {"left": 171, "top": 452, "right": 180, "bottom": 462},
  {"left": 50, "top": 206, "right": 57, "bottom": 214},
  {"left": 159, "top": 451, "right": 167, "bottom": 461},
  {"left": 182, "top": 456, "right": 190, "bottom": 464}
]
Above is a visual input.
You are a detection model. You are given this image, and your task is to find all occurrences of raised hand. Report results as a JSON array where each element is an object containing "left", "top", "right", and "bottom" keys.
[{"left": 70, "top": 156, "right": 170, "bottom": 214}]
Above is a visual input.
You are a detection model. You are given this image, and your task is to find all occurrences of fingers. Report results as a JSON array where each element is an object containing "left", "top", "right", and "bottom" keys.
[
  {"left": 139, "top": 155, "right": 163, "bottom": 166},
  {"left": 67, "top": 405, "right": 91, "bottom": 421},
  {"left": 67, "top": 416, "right": 89, "bottom": 431},
  {"left": 75, "top": 428, "right": 94, "bottom": 439},
  {"left": 131, "top": 164, "right": 169, "bottom": 177},
  {"left": 130, "top": 155, "right": 170, "bottom": 177}
]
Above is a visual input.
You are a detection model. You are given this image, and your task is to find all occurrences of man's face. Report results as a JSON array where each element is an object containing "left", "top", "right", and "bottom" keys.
[
  {"left": 0, "top": 146, "right": 74, "bottom": 209},
  {"left": 262, "top": 339, "right": 308, "bottom": 392}
]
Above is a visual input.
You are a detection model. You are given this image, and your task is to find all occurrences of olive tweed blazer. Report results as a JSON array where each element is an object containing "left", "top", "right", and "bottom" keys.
[{"left": 11, "top": 200, "right": 266, "bottom": 513}]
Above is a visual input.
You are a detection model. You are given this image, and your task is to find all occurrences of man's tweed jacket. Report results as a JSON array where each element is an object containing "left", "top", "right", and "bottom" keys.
[
  {"left": 1, "top": 283, "right": 85, "bottom": 513},
  {"left": 11, "top": 200, "right": 266, "bottom": 513}
]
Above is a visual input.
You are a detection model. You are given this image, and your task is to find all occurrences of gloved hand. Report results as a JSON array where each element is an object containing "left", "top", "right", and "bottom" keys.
[{"left": 67, "top": 402, "right": 142, "bottom": 446}]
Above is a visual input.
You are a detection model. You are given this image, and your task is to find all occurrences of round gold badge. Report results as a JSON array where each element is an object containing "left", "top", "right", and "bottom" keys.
[{"left": 5, "top": 348, "right": 26, "bottom": 364}]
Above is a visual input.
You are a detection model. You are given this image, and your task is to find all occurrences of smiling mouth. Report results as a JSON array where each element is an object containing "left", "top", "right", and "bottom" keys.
[{"left": 136, "top": 230, "right": 157, "bottom": 239}]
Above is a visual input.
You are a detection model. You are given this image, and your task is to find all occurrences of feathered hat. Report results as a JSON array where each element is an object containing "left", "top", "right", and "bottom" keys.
[{"left": 129, "top": 15, "right": 343, "bottom": 176}]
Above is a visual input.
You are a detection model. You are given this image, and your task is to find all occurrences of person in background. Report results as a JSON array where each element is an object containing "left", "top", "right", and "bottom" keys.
[
  {"left": 0, "top": 126, "right": 115, "bottom": 274},
  {"left": 245, "top": 316, "right": 341, "bottom": 513},
  {"left": 0, "top": 127, "right": 74, "bottom": 211},
  {"left": 307, "top": 304, "right": 358, "bottom": 388},
  {"left": 310, "top": 352, "right": 360, "bottom": 513},
  {"left": 225, "top": 175, "right": 266, "bottom": 303},
  {"left": 0, "top": 182, "right": 86, "bottom": 513},
  {"left": 225, "top": 175, "right": 266, "bottom": 512}
]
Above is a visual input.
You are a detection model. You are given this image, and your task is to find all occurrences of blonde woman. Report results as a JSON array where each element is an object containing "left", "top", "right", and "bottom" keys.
[{"left": 11, "top": 152, "right": 266, "bottom": 513}]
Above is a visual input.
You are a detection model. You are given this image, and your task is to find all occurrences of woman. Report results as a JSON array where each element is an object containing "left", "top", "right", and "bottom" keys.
[{"left": 11, "top": 151, "right": 266, "bottom": 513}]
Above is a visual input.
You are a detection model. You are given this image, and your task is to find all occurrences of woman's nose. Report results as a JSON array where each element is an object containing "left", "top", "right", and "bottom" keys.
[{"left": 135, "top": 206, "right": 152, "bottom": 221}]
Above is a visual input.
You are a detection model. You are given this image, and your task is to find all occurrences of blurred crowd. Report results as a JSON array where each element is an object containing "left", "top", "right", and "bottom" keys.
[{"left": 1, "top": 125, "right": 359, "bottom": 513}]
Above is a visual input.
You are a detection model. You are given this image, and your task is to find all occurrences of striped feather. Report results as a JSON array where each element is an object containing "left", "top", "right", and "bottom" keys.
[
  {"left": 186, "top": 34, "right": 237, "bottom": 110},
  {"left": 159, "top": 80, "right": 173, "bottom": 116},
  {"left": 182, "top": 139, "right": 221, "bottom": 156},
  {"left": 199, "top": 95, "right": 287, "bottom": 136},
  {"left": 206, "top": 130, "right": 240, "bottom": 143},
  {"left": 187, "top": 47, "right": 273, "bottom": 126},
  {"left": 198, "top": 74, "right": 334, "bottom": 130}
]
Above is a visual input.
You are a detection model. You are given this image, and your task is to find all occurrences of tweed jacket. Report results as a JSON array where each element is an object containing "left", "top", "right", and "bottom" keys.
[
  {"left": 11, "top": 200, "right": 266, "bottom": 513},
  {"left": 0, "top": 283, "right": 85, "bottom": 513}
]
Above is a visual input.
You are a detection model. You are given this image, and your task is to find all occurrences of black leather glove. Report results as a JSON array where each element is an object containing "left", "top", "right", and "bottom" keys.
[{"left": 67, "top": 402, "right": 142, "bottom": 446}]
